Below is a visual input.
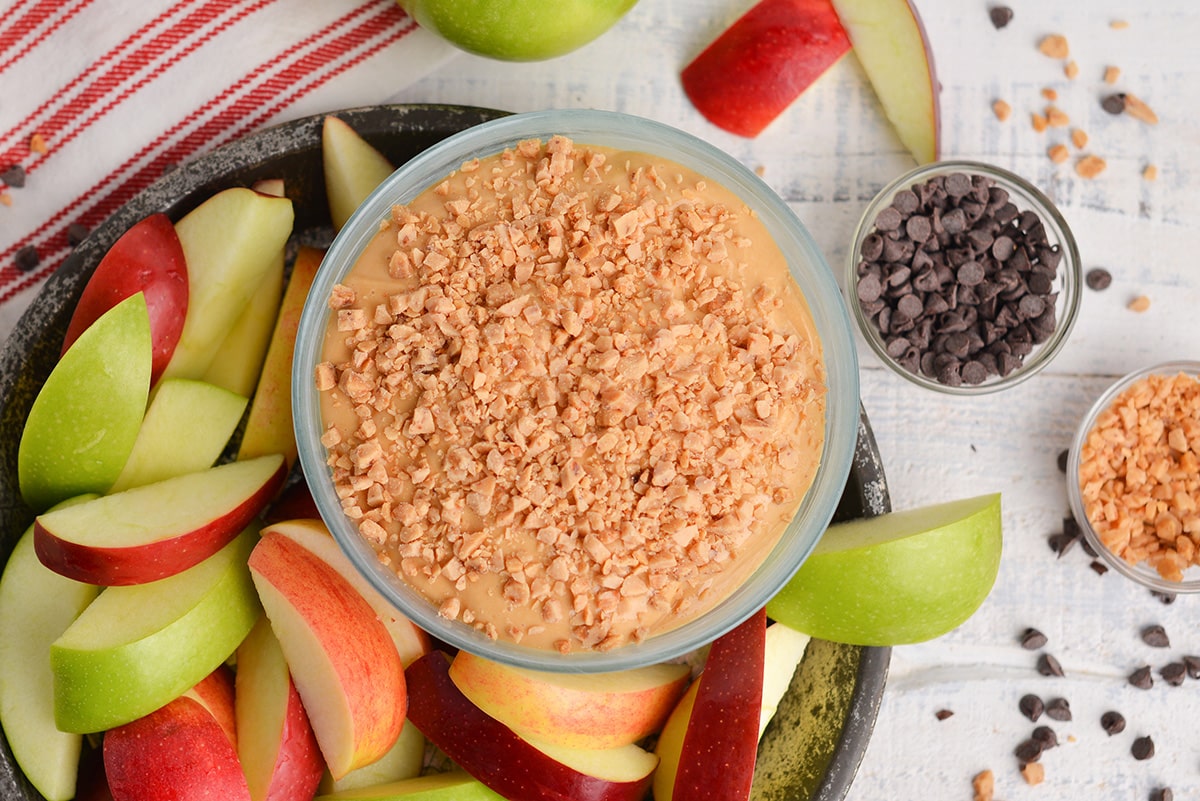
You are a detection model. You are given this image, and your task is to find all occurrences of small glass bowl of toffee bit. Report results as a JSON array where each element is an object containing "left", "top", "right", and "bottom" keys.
[
  {"left": 1068, "top": 361, "right": 1200, "bottom": 593},
  {"left": 845, "top": 161, "right": 1081, "bottom": 394}
]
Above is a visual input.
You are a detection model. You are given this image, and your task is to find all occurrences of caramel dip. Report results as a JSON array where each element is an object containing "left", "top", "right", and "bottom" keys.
[{"left": 314, "top": 136, "right": 826, "bottom": 653}]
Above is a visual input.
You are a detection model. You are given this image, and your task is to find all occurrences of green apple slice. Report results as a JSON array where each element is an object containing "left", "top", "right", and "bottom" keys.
[
  {"left": 0, "top": 513, "right": 100, "bottom": 801},
  {"left": 767, "top": 493, "right": 1002, "bottom": 645},
  {"left": 315, "top": 770, "right": 506, "bottom": 800},
  {"left": 18, "top": 292, "right": 152, "bottom": 511},
  {"left": 109, "top": 378, "right": 248, "bottom": 493},
  {"left": 50, "top": 527, "right": 260, "bottom": 733},
  {"left": 322, "top": 116, "right": 395, "bottom": 231}
]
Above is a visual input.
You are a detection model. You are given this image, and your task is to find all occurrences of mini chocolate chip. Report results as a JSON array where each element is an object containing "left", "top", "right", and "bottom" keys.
[
  {"left": 1032, "top": 725, "right": 1058, "bottom": 748},
  {"left": 1048, "top": 532, "right": 1077, "bottom": 557},
  {"left": 1020, "top": 628, "right": 1048, "bottom": 650},
  {"left": 1085, "top": 267, "right": 1112, "bottom": 290},
  {"left": 1131, "top": 735, "right": 1155, "bottom": 761},
  {"left": 989, "top": 5, "right": 1014, "bottom": 28},
  {"left": 1045, "top": 697, "right": 1071, "bottom": 721},
  {"left": 1161, "top": 662, "right": 1186, "bottom": 686},
  {"left": 1183, "top": 655, "right": 1200, "bottom": 679},
  {"left": 2, "top": 164, "right": 26, "bottom": 188},
  {"left": 944, "top": 173, "right": 972, "bottom": 198},
  {"left": 857, "top": 273, "right": 883, "bottom": 302},
  {"left": 1037, "top": 653, "right": 1064, "bottom": 677},
  {"left": 1014, "top": 738, "right": 1043, "bottom": 764},
  {"left": 14, "top": 245, "right": 39, "bottom": 272},
  {"left": 874, "top": 206, "right": 902, "bottom": 231},
  {"left": 1101, "top": 710, "right": 1126, "bottom": 735},
  {"left": 1102, "top": 93, "right": 1128, "bottom": 115},
  {"left": 961, "top": 360, "right": 988, "bottom": 384},
  {"left": 1129, "top": 665, "right": 1154, "bottom": 689},
  {"left": 1057, "top": 448, "right": 1069, "bottom": 472},
  {"left": 892, "top": 189, "right": 919, "bottom": 215},
  {"left": 67, "top": 223, "right": 90, "bottom": 247},
  {"left": 1151, "top": 788, "right": 1174, "bottom": 801},
  {"left": 1141, "top": 624, "right": 1170, "bottom": 648},
  {"left": 1090, "top": 560, "right": 1109, "bottom": 575},
  {"left": 935, "top": 708, "right": 954, "bottom": 721},
  {"left": 1019, "top": 693, "right": 1044, "bottom": 722},
  {"left": 861, "top": 232, "right": 884, "bottom": 261},
  {"left": 1151, "top": 590, "right": 1176, "bottom": 605}
]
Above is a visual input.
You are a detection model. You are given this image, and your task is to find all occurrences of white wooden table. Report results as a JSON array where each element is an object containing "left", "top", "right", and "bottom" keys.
[{"left": 388, "top": 1, "right": 1200, "bottom": 798}]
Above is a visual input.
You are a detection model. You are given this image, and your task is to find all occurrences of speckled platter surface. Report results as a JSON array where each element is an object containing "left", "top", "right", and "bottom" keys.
[{"left": 0, "top": 103, "right": 889, "bottom": 801}]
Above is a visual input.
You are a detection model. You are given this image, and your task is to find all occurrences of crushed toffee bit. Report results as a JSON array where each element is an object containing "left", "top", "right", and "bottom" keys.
[
  {"left": 1101, "top": 710, "right": 1126, "bottom": 735},
  {"left": 1041, "top": 87, "right": 1058, "bottom": 101},
  {"left": 1, "top": 164, "right": 26, "bottom": 188},
  {"left": 988, "top": 5, "right": 1013, "bottom": 29},
  {"left": 1141, "top": 624, "right": 1170, "bottom": 648},
  {"left": 1045, "top": 106, "right": 1070, "bottom": 128},
  {"left": 1037, "top": 653, "right": 1065, "bottom": 677},
  {"left": 1038, "top": 34, "right": 1070, "bottom": 59},
  {"left": 1064, "top": 60, "right": 1079, "bottom": 79},
  {"left": 1031, "top": 112, "right": 1049, "bottom": 132},
  {"left": 0, "top": 192, "right": 11, "bottom": 207},
  {"left": 14, "top": 245, "right": 39, "bottom": 272},
  {"left": 1143, "top": 164, "right": 1159, "bottom": 181},
  {"left": 1124, "top": 93, "right": 1159, "bottom": 124},
  {"left": 1104, "top": 65, "right": 1121, "bottom": 84},
  {"left": 1070, "top": 128, "right": 1089, "bottom": 149},
  {"left": 29, "top": 133, "right": 48, "bottom": 155},
  {"left": 1048, "top": 144, "right": 1070, "bottom": 164},
  {"left": 1126, "top": 294, "right": 1151, "bottom": 312},
  {"left": 1110, "top": 19, "right": 1129, "bottom": 29},
  {"left": 1020, "top": 627, "right": 1048, "bottom": 650},
  {"left": 1020, "top": 761, "right": 1045, "bottom": 785},
  {"left": 1129, "top": 665, "right": 1154, "bottom": 689},
  {"left": 1075, "top": 155, "right": 1107, "bottom": 179},
  {"left": 972, "top": 769, "right": 995, "bottom": 801},
  {"left": 1131, "top": 735, "right": 1155, "bottom": 760},
  {"left": 992, "top": 99, "right": 1012, "bottom": 121}
]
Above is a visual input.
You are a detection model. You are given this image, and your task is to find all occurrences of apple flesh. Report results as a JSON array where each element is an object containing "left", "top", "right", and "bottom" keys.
[
  {"left": 0, "top": 520, "right": 100, "bottom": 801},
  {"left": 766, "top": 493, "right": 1002, "bottom": 645},
  {"left": 448, "top": 649, "right": 689, "bottom": 749},
  {"left": 34, "top": 453, "right": 286, "bottom": 586},
  {"left": 103, "top": 669, "right": 251, "bottom": 801},
  {"left": 320, "top": 722, "right": 425, "bottom": 794},
  {"left": 759, "top": 622, "right": 810, "bottom": 738},
  {"left": 829, "top": 0, "right": 940, "bottom": 163},
  {"left": 322, "top": 117, "right": 395, "bottom": 231},
  {"left": 397, "top": 0, "right": 639, "bottom": 61},
  {"left": 163, "top": 186, "right": 294, "bottom": 381},
  {"left": 236, "top": 245, "right": 323, "bottom": 470},
  {"left": 236, "top": 616, "right": 325, "bottom": 801},
  {"left": 406, "top": 652, "right": 657, "bottom": 801},
  {"left": 202, "top": 253, "right": 284, "bottom": 398},
  {"left": 18, "top": 292, "right": 151, "bottom": 511},
  {"left": 249, "top": 530, "right": 407, "bottom": 780},
  {"left": 108, "top": 378, "right": 248, "bottom": 493},
  {"left": 653, "top": 609, "right": 765, "bottom": 801},
  {"left": 314, "top": 771, "right": 505, "bottom": 800},
  {"left": 50, "top": 527, "right": 260, "bottom": 734},
  {"left": 61, "top": 213, "right": 188, "bottom": 386},
  {"left": 682, "top": 0, "right": 851, "bottom": 137}
]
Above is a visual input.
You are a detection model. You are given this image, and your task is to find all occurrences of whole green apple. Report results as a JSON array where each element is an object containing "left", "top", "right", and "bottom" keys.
[{"left": 397, "top": 0, "right": 639, "bottom": 61}]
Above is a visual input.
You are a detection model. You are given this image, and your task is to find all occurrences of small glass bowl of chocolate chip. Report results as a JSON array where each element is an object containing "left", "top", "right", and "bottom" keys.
[{"left": 845, "top": 160, "right": 1081, "bottom": 394}]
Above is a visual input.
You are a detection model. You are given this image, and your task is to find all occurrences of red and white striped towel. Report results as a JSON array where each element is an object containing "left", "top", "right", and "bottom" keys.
[{"left": 0, "top": 0, "right": 457, "bottom": 337}]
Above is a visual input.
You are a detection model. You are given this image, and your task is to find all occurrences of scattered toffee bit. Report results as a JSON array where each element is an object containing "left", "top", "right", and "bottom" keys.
[
  {"left": 1124, "top": 93, "right": 1159, "bottom": 125},
  {"left": 1031, "top": 112, "right": 1048, "bottom": 133},
  {"left": 14, "top": 245, "right": 39, "bottom": 272},
  {"left": 1071, "top": 128, "right": 1089, "bottom": 149},
  {"left": 0, "top": 192, "right": 11, "bottom": 207},
  {"left": 1101, "top": 710, "right": 1126, "bottom": 735},
  {"left": 1131, "top": 735, "right": 1155, "bottom": 760},
  {"left": 1048, "top": 144, "right": 1070, "bottom": 164},
  {"left": 1183, "top": 655, "right": 1200, "bottom": 679},
  {"left": 1045, "top": 106, "right": 1070, "bottom": 128},
  {"left": 1085, "top": 267, "right": 1112, "bottom": 290},
  {"left": 1064, "top": 59, "right": 1080, "bottom": 79},
  {"left": 1143, "top": 164, "right": 1159, "bottom": 181},
  {"left": 1151, "top": 787, "right": 1174, "bottom": 801},
  {"left": 1056, "top": 448, "right": 1069, "bottom": 472},
  {"left": 1160, "top": 662, "right": 1186, "bottom": 686},
  {"left": 1037, "top": 653, "right": 1065, "bottom": 677},
  {"left": 1032, "top": 725, "right": 1058, "bottom": 748},
  {"left": 1090, "top": 560, "right": 1109, "bottom": 575},
  {"left": 1101, "top": 93, "right": 1128, "bottom": 115},
  {"left": 1045, "top": 697, "right": 1072, "bottom": 721},
  {"left": 1104, "top": 65, "right": 1121, "bottom": 84},
  {"left": 1021, "top": 761, "right": 1045, "bottom": 785},
  {"left": 1129, "top": 665, "right": 1154, "bottom": 689},
  {"left": 67, "top": 223, "right": 90, "bottom": 247},
  {"left": 988, "top": 5, "right": 1013, "bottom": 29},
  {"left": 1075, "top": 155, "right": 1107, "bottom": 180},
  {"left": 1110, "top": 19, "right": 1130, "bottom": 29},
  {"left": 855, "top": 171, "right": 1066, "bottom": 388},
  {"left": 1020, "top": 627, "right": 1048, "bottom": 650},
  {"left": 1037, "top": 34, "right": 1070, "bottom": 59},
  {"left": 1019, "top": 693, "right": 1045, "bottom": 722},
  {"left": 935, "top": 708, "right": 955, "bottom": 721},
  {"left": 992, "top": 99, "right": 1012, "bottom": 122},
  {"left": 972, "top": 769, "right": 995, "bottom": 801},
  {"left": 1141, "top": 624, "right": 1170, "bottom": 648},
  {"left": 1014, "top": 738, "right": 1043, "bottom": 764},
  {"left": 1127, "top": 294, "right": 1151, "bottom": 312},
  {"left": 1, "top": 164, "right": 26, "bottom": 188}
]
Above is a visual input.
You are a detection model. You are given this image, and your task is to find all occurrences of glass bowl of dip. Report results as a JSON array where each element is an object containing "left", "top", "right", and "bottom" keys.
[
  {"left": 845, "top": 160, "right": 1081, "bottom": 395},
  {"left": 1067, "top": 361, "right": 1200, "bottom": 593},
  {"left": 293, "top": 108, "right": 860, "bottom": 672}
]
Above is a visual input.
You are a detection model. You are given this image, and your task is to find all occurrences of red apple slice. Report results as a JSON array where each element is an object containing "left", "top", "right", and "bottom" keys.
[
  {"left": 61, "top": 213, "right": 188, "bottom": 386},
  {"left": 248, "top": 531, "right": 407, "bottom": 781},
  {"left": 236, "top": 616, "right": 325, "bottom": 801},
  {"left": 829, "top": 0, "right": 940, "bottom": 163},
  {"left": 34, "top": 454, "right": 286, "bottom": 585},
  {"left": 103, "top": 669, "right": 251, "bottom": 801},
  {"left": 682, "top": 0, "right": 851, "bottom": 137},
  {"left": 406, "top": 652, "right": 657, "bottom": 801},
  {"left": 654, "top": 608, "right": 766, "bottom": 801}
]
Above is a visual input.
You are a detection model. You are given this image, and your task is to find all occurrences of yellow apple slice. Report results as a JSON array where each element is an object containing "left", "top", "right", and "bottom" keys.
[
  {"left": 830, "top": 0, "right": 940, "bottom": 164},
  {"left": 202, "top": 254, "right": 284, "bottom": 398},
  {"left": 759, "top": 622, "right": 810, "bottom": 738},
  {"left": 314, "top": 770, "right": 505, "bottom": 800},
  {"left": 767, "top": 493, "right": 1002, "bottom": 645},
  {"left": 322, "top": 116, "right": 394, "bottom": 231}
]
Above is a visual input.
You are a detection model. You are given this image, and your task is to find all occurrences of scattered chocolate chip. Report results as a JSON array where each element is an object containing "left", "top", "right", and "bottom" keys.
[
  {"left": 14, "top": 245, "right": 39, "bottom": 272},
  {"left": 1089, "top": 560, "right": 1109, "bottom": 575},
  {"left": 1019, "top": 693, "right": 1044, "bottom": 722},
  {"left": 1102, "top": 93, "right": 1128, "bottom": 115},
  {"left": 1037, "top": 653, "right": 1065, "bottom": 677},
  {"left": 989, "top": 5, "right": 1014, "bottom": 28},
  {"left": 935, "top": 708, "right": 955, "bottom": 720},
  {"left": 1032, "top": 725, "right": 1058, "bottom": 749},
  {"left": 1, "top": 164, "right": 26, "bottom": 188},
  {"left": 1131, "top": 735, "right": 1155, "bottom": 760},
  {"left": 1056, "top": 448, "right": 1069, "bottom": 472},
  {"left": 1160, "top": 662, "right": 1186, "bottom": 686},
  {"left": 1020, "top": 628, "right": 1048, "bottom": 650},
  {"left": 1141, "top": 624, "right": 1170, "bottom": 648},
  {"left": 1129, "top": 665, "right": 1154, "bottom": 689},
  {"left": 1183, "top": 655, "right": 1200, "bottom": 679},
  {"left": 1014, "top": 738, "right": 1043, "bottom": 764},
  {"left": 1045, "top": 697, "right": 1072, "bottom": 721},
  {"left": 1101, "top": 710, "right": 1126, "bottom": 735},
  {"left": 1086, "top": 267, "right": 1113, "bottom": 290},
  {"left": 67, "top": 223, "right": 90, "bottom": 247},
  {"left": 1151, "top": 590, "right": 1177, "bottom": 605},
  {"left": 1048, "top": 530, "right": 1079, "bottom": 557},
  {"left": 1151, "top": 788, "right": 1174, "bottom": 801}
]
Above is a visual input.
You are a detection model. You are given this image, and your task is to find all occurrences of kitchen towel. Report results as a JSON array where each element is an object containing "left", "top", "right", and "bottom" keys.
[{"left": 0, "top": 0, "right": 457, "bottom": 337}]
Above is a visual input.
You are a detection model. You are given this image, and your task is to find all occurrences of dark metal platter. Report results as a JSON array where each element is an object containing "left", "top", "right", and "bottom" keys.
[{"left": 0, "top": 104, "right": 890, "bottom": 801}]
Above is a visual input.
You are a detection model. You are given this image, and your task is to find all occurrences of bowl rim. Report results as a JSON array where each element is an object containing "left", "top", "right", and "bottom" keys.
[
  {"left": 292, "top": 107, "right": 861, "bottom": 672},
  {"left": 1067, "top": 359, "right": 1200, "bottom": 593},
  {"left": 844, "top": 159, "right": 1082, "bottom": 396}
]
